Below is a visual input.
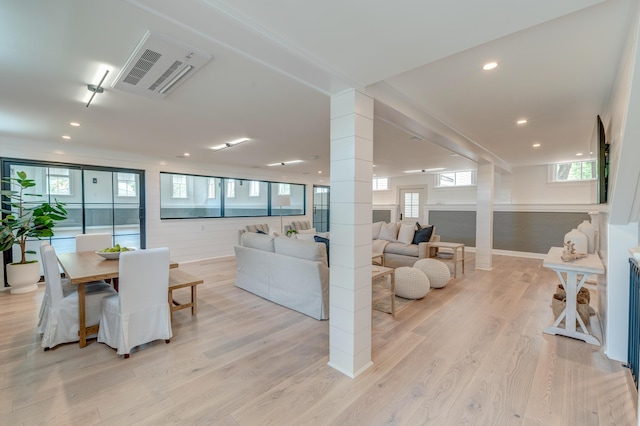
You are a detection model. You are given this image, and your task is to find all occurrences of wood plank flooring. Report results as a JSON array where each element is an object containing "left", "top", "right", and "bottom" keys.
[{"left": 0, "top": 254, "right": 637, "bottom": 425}]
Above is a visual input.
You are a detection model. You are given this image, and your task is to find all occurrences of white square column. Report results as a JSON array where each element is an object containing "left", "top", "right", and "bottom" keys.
[
  {"left": 475, "top": 163, "right": 495, "bottom": 270},
  {"left": 328, "top": 89, "right": 374, "bottom": 378}
]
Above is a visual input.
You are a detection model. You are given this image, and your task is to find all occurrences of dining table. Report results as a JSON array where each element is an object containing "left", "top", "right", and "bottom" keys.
[{"left": 56, "top": 250, "right": 179, "bottom": 348}]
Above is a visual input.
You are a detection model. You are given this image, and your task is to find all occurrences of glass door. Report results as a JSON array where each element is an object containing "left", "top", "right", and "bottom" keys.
[
  {"left": 1, "top": 160, "right": 145, "bottom": 285},
  {"left": 313, "top": 185, "right": 330, "bottom": 232}
]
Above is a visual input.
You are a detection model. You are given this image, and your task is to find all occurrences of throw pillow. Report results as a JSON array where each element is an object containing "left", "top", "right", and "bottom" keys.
[
  {"left": 397, "top": 222, "right": 415, "bottom": 244},
  {"left": 314, "top": 235, "right": 330, "bottom": 266},
  {"left": 298, "top": 228, "right": 317, "bottom": 234},
  {"left": 372, "top": 221, "right": 383, "bottom": 240},
  {"left": 412, "top": 225, "right": 434, "bottom": 244},
  {"left": 256, "top": 229, "right": 266, "bottom": 234},
  {"left": 416, "top": 222, "right": 422, "bottom": 230},
  {"left": 378, "top": 222, "right": 398, "bottom": 242},
  {"left": 295, "top": 233, "right": 316, "bottom": 241}
]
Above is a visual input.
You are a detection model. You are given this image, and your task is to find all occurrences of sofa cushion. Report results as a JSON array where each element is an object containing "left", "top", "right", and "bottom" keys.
[
  {"left": 298, "top": 228, "right": 317, "bottom": 234},
  {"left": 274, "top": 236, "right": 328, "bottom": 266},
  {"left": 412, "top": 225, "right": 435, "bottom": 244},
  {"left": 384, "top": 242, "right": 419, "bottom": 257},
  {"left": 372, "top": 221, "right": 383, "bottom": 240},
  {"left": 295, "top": 233, "right": 316, "bottom": 241},
  {"left": 397, "top": 223, "right": 415, "bottom": 244},
  {"left": 379, "top": 222, "right": 398, "bottom": 242},
  {"left": 290, "top": 220, "right": 312, "bottom": 231},
  {"left": 241, "top": 232, "right": 275, "bottom": 252},
  {"left": 246, "top": 223, "right": 269, "bottom": 234}
]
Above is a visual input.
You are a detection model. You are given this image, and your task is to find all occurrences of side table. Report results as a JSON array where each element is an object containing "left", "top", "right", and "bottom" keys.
[
  {"left": 427, "top": 242, "right": 465, "bottom": 278},
  {"left": 372, "top": 266, "right": 395, "bottom": 317},
  {"left": 542, "top": 247, "right": 604, "bottom": 345}
]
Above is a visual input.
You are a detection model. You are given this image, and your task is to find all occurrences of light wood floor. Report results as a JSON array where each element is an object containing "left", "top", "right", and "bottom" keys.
[{"left": 1, "top": 254, "right": 637, "bottom": 425}]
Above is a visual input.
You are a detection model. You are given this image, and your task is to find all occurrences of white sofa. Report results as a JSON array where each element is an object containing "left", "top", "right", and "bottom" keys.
[
  {"left": 373, "top": 221, "right": 440, "bottom": 268},
  {"left": 235, "top": 232, "right": 329, "bottom": 320}
]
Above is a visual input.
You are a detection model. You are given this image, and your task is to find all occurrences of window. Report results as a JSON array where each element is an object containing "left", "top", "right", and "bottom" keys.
[
  {"left": 171, "top": 175, "right": 187, "bottom": 198},
  {"left": 207, "top": 178, "right": 216, "bottom": 198},
  {"left": 436, "top": 171, "right": 476, "bottom": 187},
  {"left": 47, "top": 168, "right": 71, "bottom": 195},
  {"left": 373, "top": 177, "right": 388, "bottom": 191},
  {"left": 277, "top": 183, "right": 290, "bottom": 195},
  {"left": 226, "top": 180, "right": 236, "bottom": 198},
  {"left": 249, "top": 181, "right": 260, "bottom": 197},
  {"left": 117, "top": 173, "right": 137, "bottom": 197},
  {"left": 550, "top": 161, "right": 596, "bottom": 182},
  {"left": 159, "top": 172, "right": 304, "bottom": 219},
  {"left": 404, "top": 192, "right": 419, "bottom": 218}
]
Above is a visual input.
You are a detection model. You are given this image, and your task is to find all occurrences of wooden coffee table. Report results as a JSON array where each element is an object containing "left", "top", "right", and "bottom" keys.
[
  {"left": 372, "top": 252, "right": 384, "bottom": 266},
  {"left": 372, "top": 266, "right": 395, "bottom": 316}
]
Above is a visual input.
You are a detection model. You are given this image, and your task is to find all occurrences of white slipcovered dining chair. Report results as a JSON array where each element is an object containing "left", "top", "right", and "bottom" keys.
[
  {"left": 75, "top": 233, "right": 112, "bottom": 252},
  {"left": 98, "top": 247, "right": 172, "bottom": 358},
  {"left": 39, "top": 245, "right": 117, "bottom": 350},
  {"left": 75, "top": 233, "right": 114, "bottom": 286},
  {"left": 37, "top": 241, "right": 73, "bottom": 333}
]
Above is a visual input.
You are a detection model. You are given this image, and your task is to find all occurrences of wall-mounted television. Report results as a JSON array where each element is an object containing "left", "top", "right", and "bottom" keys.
[{"left": 597, "top": 115, "right": 609, "bottom": 204}]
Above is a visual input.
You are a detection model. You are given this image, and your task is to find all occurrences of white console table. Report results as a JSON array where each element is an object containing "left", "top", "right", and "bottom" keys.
[{"left": 542, "top": 247, "right": 604, "bottom": 345}]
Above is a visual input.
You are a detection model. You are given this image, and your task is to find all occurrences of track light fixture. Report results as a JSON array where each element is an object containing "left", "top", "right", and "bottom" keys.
[{"left": 86, "top": 69, "right": 109, "bottom": 107}]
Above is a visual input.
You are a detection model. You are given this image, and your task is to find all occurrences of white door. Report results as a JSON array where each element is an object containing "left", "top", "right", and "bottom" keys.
[{"left": 399, "top": 188, "right": 425, "bottom": 224}]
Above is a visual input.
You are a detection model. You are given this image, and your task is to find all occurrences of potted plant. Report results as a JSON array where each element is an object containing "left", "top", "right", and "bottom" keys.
[
  {"left": 286, "top": 228, "right": 298, "bottom": 238},
  {"left": 1, "top": 171, "right": 67, "bottom": 294}
]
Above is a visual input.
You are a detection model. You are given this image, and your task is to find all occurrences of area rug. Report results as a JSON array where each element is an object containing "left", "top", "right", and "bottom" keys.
[{"left": 372, "top": 275, "right": 415, "bottom": 314}]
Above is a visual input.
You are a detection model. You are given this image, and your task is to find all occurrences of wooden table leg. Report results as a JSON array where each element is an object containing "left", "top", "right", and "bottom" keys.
[
  {"left": 78, "top": 283, "right": 87, "bottom": 348},
  {"left": 452, "top": 249, "right": 458, "bottom": 278},
  {"left": 191, "top": 285, "right": 197, "bottom": 315},
  {"left": 390, "top": 270, "right": 396, "bottom": 317},
  {"left": 461, "top": 246, "right": 465, "bottom": 274}
]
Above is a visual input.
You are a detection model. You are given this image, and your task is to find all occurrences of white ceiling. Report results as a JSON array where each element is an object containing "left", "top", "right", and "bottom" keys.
[{"left": 0, "top": 0, "right": 635, "bottom": 181}]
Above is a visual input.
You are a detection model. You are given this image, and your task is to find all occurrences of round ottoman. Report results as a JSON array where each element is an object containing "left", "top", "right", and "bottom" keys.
[
  {"left": 394, "top": 267, "right": 431, "bottom": 299},
  {"left": 413, "top": 258, "right": 451, "bottom": 288}
]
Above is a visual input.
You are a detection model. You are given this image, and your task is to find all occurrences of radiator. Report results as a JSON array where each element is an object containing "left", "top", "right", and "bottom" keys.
[{"left": 628, "top": 257, "right": 640, "bottom": 388}]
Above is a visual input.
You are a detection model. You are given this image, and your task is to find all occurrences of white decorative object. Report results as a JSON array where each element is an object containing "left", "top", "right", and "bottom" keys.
[
  {"left": 577, "top": 220, "right": 595, "bottom": 254},
  {"left": 394, "top": 267, "right": 430, "bottom": 299},
  {"left": 413, "top": 258, "right": 451, "bottom": 288},
  {"left": 564, "top": 228, "right": 587, "bottom": 254}
]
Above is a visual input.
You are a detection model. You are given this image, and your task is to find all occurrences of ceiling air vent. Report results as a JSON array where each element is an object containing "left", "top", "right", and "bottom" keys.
[{"left": 111, "top": 30, "right": 212, "bottom": 99}]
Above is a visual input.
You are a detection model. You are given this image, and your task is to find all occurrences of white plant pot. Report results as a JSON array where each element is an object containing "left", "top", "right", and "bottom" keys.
[{"left": 6, "top": 262, "right": 41, "bottom": 294}]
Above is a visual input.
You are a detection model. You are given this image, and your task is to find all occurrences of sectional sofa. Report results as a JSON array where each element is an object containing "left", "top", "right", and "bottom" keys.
[
  {"left": 373, "top": 221, "right": 440, "bottom": 268},
  {"left": 234, "top": 232, "right": 329, "bottom": 320}
]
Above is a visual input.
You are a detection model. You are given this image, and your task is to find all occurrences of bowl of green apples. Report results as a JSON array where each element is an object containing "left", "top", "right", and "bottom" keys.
[{"left": 96, "top": 244, "right": 135, "bottom": 260}]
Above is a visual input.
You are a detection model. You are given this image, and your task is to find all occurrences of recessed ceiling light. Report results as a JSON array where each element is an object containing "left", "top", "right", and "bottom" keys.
[
  {"left": 516, "top": 119, "right": 527, "bottom": 125},
  {"left": 210, "top": 137, "right": 250, "bottom": 151},
  {"left": 576, "top": 153, "right": 583, "bottom": 156},
  {"left": 403, "top": 168, "right": 446, "bottom": 174},
  {"left": 184, "top": 152, "right": 190, "bottom": 157},
  {"left": 482, "top": 62, "right": 498, "bottom": 71},
  {"left": 62, "top": 135, "right": 71, "bottom": 140},
  {"left": 317, "top": 171, "right": 322, "bottom": 174},
  {"left": 532, "top": 143, "right": 541, "bottom": 147},
  {"left": 70, "top": 122, "right": 80, "bottom": 127},
  {"left": 267, "top": 160, "right": 303, "bottom": 167}
]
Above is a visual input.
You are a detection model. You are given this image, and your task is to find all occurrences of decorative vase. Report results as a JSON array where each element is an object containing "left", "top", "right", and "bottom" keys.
[
  {"left": 564, "top": 229, "right": 588, "bottom": 254},
  {"left": 577, "top": 220, "right": 595, "bottom": 254},
  {"left": 6, "top": 262, "right": 41, "bottom": 294}
]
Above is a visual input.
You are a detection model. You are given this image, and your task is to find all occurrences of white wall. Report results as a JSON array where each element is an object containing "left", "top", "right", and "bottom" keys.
[
  {"left": 373, "top": 166, "right": 596, "bottom": 208},
  {"left": 510, "top": 165, "right": 597, "bottom": 205}
]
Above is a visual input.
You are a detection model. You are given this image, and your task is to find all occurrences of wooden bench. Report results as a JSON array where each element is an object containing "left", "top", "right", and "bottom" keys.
[{"left": 168, "top": 269, "right": 204, "bottom": 318}]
